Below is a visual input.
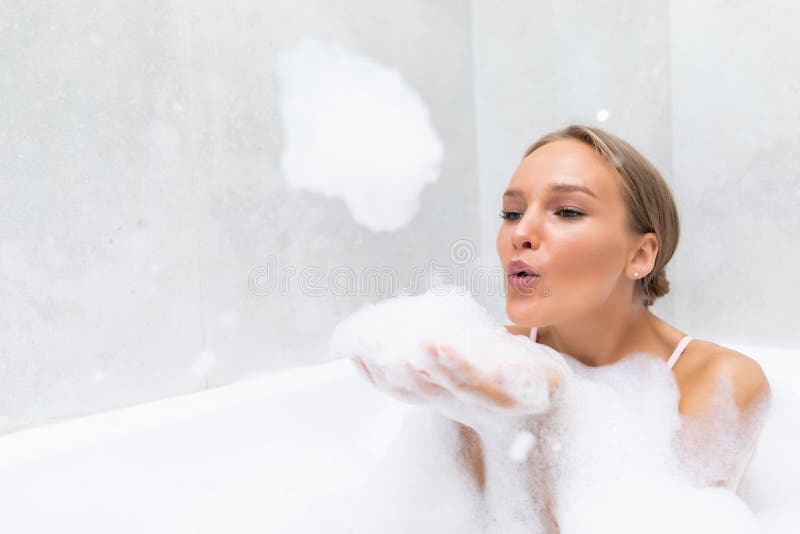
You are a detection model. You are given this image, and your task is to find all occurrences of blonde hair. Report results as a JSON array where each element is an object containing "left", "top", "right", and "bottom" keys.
[{"left": 523, "top": 124, "right": 679, "bottom": 307}]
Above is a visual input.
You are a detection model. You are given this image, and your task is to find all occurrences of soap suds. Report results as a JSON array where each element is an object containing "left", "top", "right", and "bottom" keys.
[
  {"left": 271, "top": 285, "right": 784, "bottom": 533},
  {"left": 275, "top": 38, "right": 444, "bottom": 232}
]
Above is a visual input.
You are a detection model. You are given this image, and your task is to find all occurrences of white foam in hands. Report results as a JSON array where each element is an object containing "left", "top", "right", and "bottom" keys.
[{"left": 329, "top": 286, "right": 573, "bottom": 429}]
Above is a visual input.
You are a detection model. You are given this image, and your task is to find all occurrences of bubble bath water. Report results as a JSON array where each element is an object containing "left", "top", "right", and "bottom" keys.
[
  {"left": 317, "top": 286, "right": 782, "bottom": 534},
  {"left": 0, "top": 293, "right": 793, "bottom": 533}
]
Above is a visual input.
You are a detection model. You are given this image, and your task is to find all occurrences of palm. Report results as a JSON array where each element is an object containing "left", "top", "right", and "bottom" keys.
[{"left": 352, "top": 342, "right": 567, "bottom": 432}]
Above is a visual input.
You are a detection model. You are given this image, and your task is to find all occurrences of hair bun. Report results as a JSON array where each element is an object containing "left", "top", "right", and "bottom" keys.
[{"left": 642, "top": 270, "right": 670, "bottom": 306}]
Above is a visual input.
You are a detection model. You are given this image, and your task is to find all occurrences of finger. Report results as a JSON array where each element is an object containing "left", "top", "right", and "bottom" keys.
[
  {"left": 405, "top": 360, "right": 449, "bottom": 397},
  {"left": 360, "top": 356, "right": 387, "bottom": 383},
  {"left": 424, "top": 344, "right": 516, "bottom": 408},
  {"left": 351, "top": 356, "right": 375, "bottom": 384},
  {"left": 541, "top": 365, "right": 566, "bottom": 397},
  {"left": 360, "top": 356, "right": 428, "bottom": 405},
  {"left": 499, "top": 361, "right": 566, "bottom": 399}
]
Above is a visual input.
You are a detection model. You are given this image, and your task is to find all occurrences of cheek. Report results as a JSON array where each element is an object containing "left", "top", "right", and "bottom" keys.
[
  {"left": 545, "top": 236, "right": 623, "bottom": 305},
  {"left": 496, "top": 226, "right": 511, "bottom": 255},
  {"left": 551, "top": 230, "right": 626, "bottom": 278}
]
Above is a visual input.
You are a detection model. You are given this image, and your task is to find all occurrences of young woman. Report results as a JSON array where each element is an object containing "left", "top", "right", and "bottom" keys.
[{"left": 354, "top": 124, "right": 772, "bottom": 528}]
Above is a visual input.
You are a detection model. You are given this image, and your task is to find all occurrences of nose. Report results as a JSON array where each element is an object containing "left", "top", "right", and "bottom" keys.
[
  {"left": 512, "top": 232, "right": 536, "bottom": 250},
  {"left": 510, "top": 212, "right": 540, "bottom": 250}
]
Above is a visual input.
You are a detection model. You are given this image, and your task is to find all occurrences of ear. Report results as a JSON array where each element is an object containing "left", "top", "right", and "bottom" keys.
[{"left": 627, "top": 232, "right": 658, "bottom": 278}]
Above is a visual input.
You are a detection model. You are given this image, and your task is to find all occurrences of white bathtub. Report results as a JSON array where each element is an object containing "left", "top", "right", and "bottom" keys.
[{"left": 0, "top": 342, "right": 798, "bottom": 533}]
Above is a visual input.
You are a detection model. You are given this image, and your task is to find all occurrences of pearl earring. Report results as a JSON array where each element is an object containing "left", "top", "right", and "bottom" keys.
[{"left": 633, "top": 272, "right": 640, "bottom": 278}]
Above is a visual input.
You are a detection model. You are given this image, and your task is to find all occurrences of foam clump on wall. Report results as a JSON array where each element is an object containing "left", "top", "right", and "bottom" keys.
[{"left": 276, "top": 37, "right": 444, "bottom": 232}]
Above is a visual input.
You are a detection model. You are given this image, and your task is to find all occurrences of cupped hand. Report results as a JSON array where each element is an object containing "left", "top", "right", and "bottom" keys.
[{"left": 351, "top": 342, "right": 568, "bottom": 431}]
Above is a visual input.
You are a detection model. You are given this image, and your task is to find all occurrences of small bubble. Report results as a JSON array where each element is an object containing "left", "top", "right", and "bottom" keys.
[
  {"left": 508, "top": 431, "right": 537, "bottom": 462},
  {"left": 596, "top": 109, "right": 610, "bottom": 122}
]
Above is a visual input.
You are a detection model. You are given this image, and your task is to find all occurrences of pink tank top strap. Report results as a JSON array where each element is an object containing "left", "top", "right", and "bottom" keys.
[
  {"left": 531, "top": 326, "right": 692, "bottom": 370},
  {"left": 666, "top": 335, "right": 693, "bottom": 369}
]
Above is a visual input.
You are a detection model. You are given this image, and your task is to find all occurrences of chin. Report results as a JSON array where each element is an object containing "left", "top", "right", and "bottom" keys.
[{"left": 506, "top": 299, "right": 540, "bottom": 326}]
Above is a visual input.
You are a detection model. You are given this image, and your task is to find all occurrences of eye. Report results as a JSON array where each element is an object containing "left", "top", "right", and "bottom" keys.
[
  {"left": 499, "top": 209, "right": 522, "bottom": 221},
  {"left": 556, "top": 208, "right": 584, "bottom": 219},
  {"left": 500, "top": 207, "right": 585, "bottom": 221}
]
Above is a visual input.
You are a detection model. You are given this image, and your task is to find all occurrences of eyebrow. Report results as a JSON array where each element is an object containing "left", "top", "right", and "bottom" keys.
[{"left": 502, "top": 183, "right": 598, "bottom": 200}]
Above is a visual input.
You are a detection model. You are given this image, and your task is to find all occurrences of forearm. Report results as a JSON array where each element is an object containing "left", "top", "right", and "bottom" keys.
[
  {"left": 456, "top": 422, "right": 486, "bottom": 492},
  {"left": 455, "top": 415, "right": 560, "bottom": 533}
]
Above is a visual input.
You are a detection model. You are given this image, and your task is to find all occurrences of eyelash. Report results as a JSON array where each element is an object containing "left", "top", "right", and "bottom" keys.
[{"left": 499, "top": 208, "right": 585, "bottom": 221}]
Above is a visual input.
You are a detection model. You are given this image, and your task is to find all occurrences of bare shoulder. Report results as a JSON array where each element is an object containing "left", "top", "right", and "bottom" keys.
[
  {"left": 679, "top": 341, "right": 772, "bottom": 416},
  {"left": 706, "top": 345, "right": 772, "bottom": 410},
  {"left": 504, "top": 324, "right": 533, "bottom": 337}
]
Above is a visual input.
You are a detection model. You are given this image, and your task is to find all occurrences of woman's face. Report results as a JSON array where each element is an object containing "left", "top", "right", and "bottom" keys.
[{"left": 497, "top": 138, "right": 641, "bottom": 327}]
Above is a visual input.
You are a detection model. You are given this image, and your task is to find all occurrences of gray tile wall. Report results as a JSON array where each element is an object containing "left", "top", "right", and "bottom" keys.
[{"left": 1, "top": 0, "right": 796, "bottom": 433}]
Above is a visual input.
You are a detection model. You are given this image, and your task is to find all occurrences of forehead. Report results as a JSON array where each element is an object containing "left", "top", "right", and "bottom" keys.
[{"left": 508, "top": 138, "right": 620, "bottom": 200}]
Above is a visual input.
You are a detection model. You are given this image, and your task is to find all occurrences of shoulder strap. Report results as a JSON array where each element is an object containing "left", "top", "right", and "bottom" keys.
[{"left": 667, "top": 335, "right": 693, "bottom": 369}]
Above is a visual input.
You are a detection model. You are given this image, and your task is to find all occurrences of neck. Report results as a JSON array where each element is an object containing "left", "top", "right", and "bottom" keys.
[{"left": 538, "top": 300, "right": 658, "bottom": 367}]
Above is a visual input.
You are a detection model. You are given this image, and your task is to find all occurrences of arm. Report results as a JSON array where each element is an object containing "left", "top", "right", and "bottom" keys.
[
  {"left": 678, "top": 350, "right": 772, "bottom": 490},
  {"left": 456, "top": 422, "right": 485, "bottom": 492},
  {"left": 680, "top": 350, "right": 771, "bottom": 417}
]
